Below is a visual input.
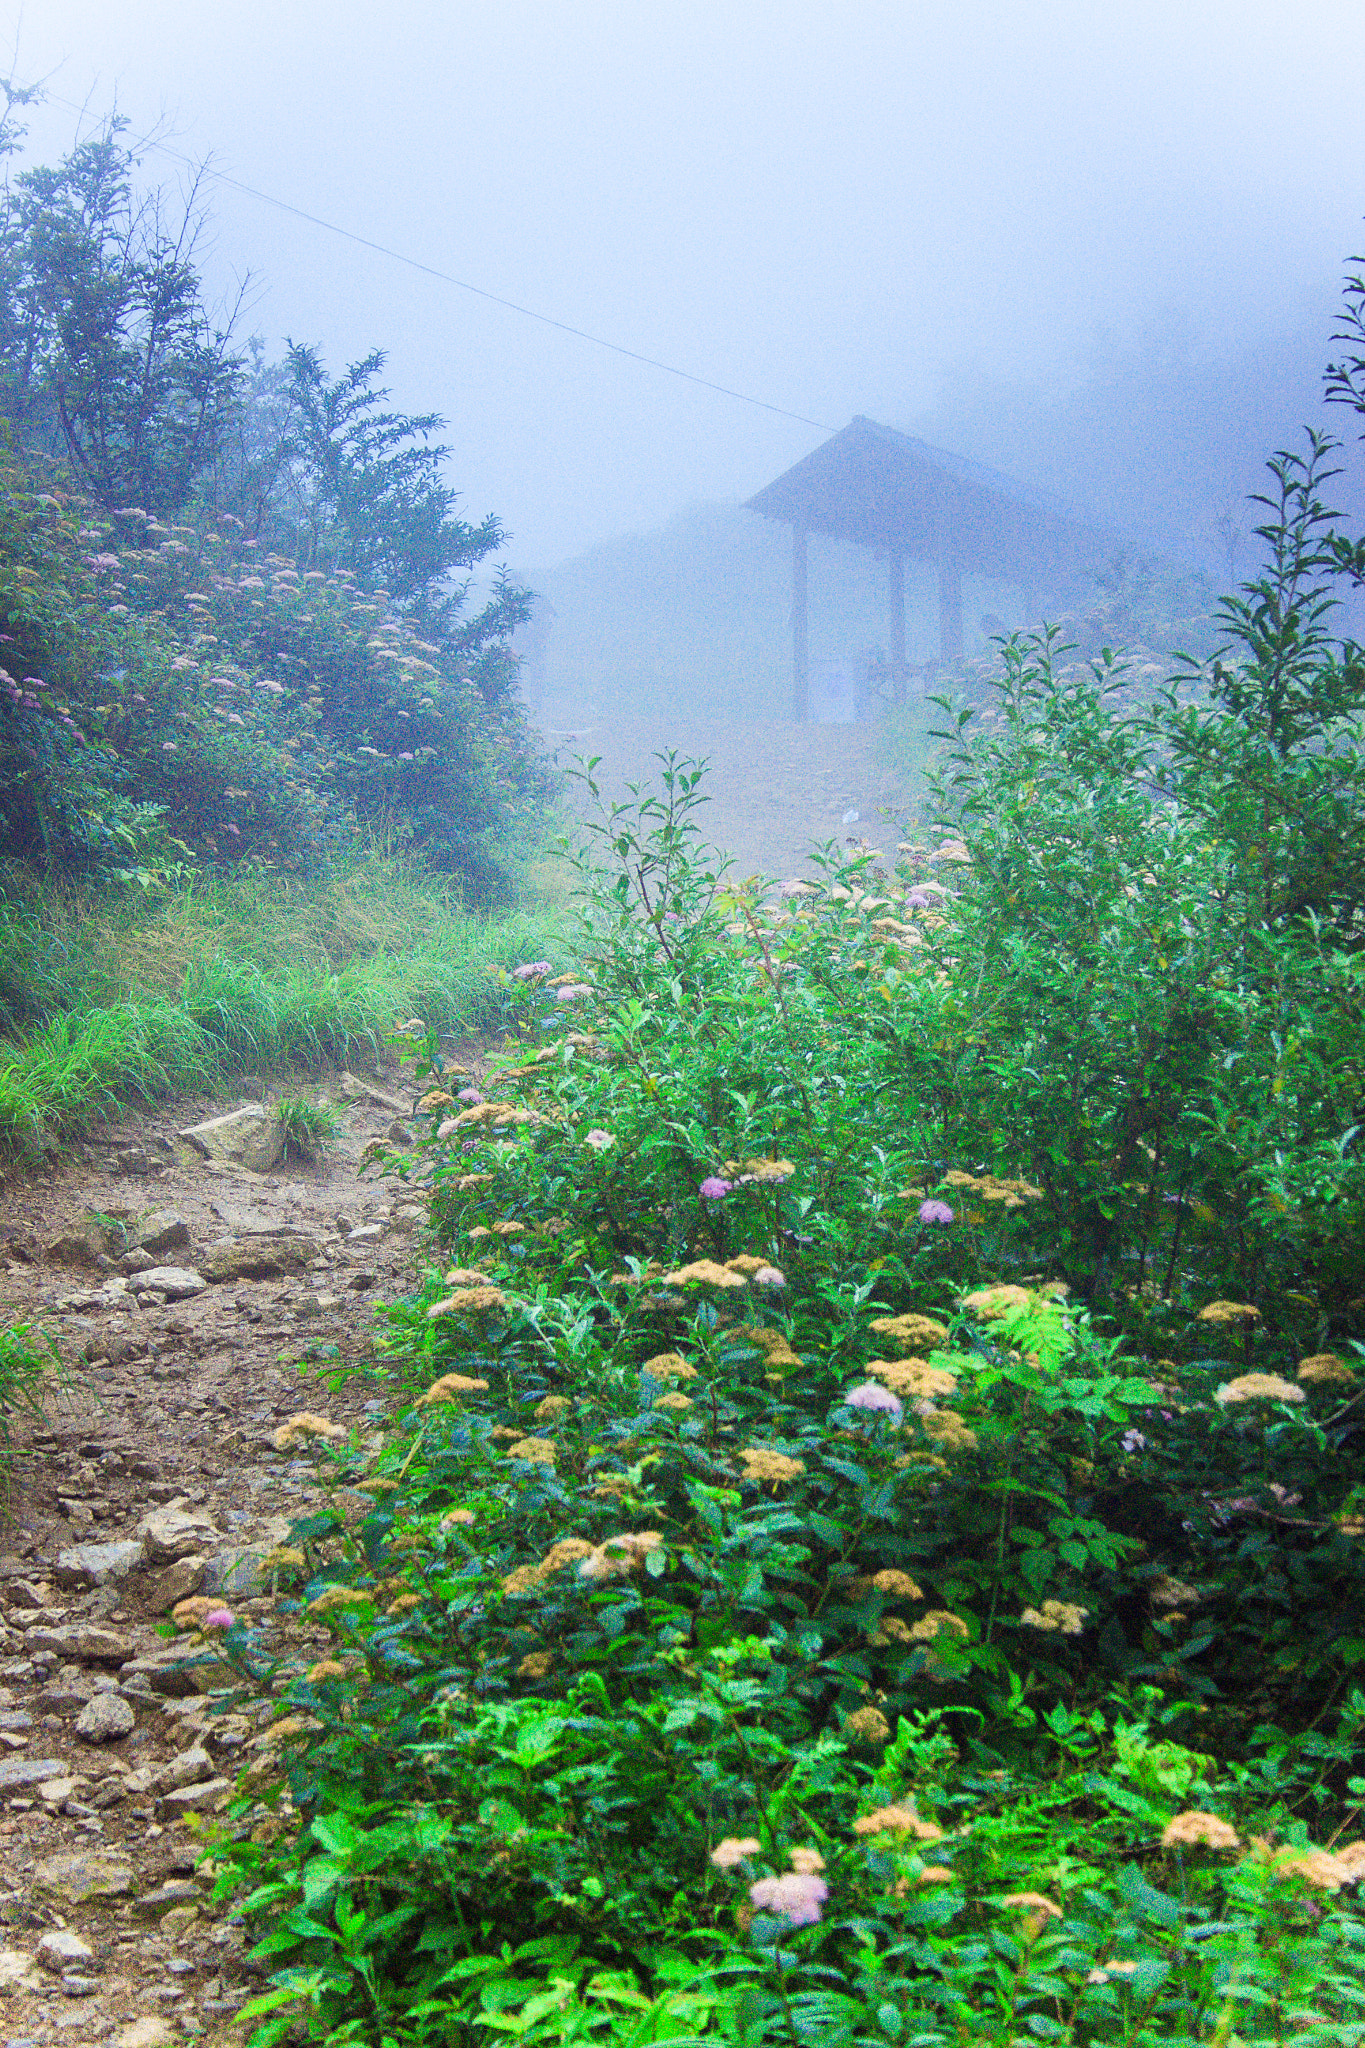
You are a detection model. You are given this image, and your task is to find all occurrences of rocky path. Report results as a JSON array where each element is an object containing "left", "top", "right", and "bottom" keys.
[
  {"left": 547, "top": 713, "right": 922, "bottom": 882},
  {"left": 0, "top": 1054, "right": 483, "bottom": 2047}
]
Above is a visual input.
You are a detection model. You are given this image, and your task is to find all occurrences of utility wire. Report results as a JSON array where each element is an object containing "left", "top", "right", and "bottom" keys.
[{"left": 33, "top": 82, "right": 840, "bottom": 436}]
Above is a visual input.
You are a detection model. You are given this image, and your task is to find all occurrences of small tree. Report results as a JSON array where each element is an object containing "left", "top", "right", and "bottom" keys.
[{"left": 0, "top": 114, "right": 245, "bottom": 514}]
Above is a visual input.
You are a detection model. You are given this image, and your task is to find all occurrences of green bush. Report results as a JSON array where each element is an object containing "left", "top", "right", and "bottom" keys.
[{"left": 204, "top": 751, "right": 1364, "bottom": 2046}]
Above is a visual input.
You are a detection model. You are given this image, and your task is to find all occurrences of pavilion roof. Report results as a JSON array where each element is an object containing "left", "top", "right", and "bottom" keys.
[{"left": 745, "top": 415, "right": 1101, "bottom": 583}]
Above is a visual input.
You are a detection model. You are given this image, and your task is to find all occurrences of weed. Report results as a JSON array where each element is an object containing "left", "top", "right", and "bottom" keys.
[{"left": 277, "top": 1096, "right": 341, "bottom": 1163}]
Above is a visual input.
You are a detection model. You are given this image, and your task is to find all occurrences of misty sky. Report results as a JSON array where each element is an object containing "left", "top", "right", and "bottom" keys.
[{"left": 9, "top": 1, "right": 1365, "bottom": 572}]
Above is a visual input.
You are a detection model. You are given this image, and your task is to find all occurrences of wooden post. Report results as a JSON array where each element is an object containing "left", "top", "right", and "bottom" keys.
[
  {"left": 888, "top": 548, "right": 906, "bottom": 707},
  {"left": 792, "top": 524, "right": 809, "bottom": 722},
  {"left": 937, "top": 554, "right": 963, "bottom": 668}
]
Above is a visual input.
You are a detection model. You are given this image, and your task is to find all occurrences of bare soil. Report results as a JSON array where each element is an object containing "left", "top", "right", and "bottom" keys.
[{"left": 0, "top": 1048, "right": 490, "bottom": 2047}]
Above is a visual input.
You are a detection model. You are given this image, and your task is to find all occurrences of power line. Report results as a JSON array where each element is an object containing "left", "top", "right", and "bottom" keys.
[{"left": 32, "top": 83, "right": 840, "bottom": 437}]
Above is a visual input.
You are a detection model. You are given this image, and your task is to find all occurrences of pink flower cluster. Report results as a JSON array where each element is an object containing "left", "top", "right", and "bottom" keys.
[
  {"left": 845, "top": 1381, "right": 904, "bottom": 1421},
  {"left": 749, "top": 1872, "right": 829, "bottom": 1927}
]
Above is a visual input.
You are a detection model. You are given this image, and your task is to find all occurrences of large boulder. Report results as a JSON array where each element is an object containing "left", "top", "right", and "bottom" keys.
[
  {"left": 178, "top": 1105, "right": 285, "bottom": 1174},
  {"left": 54, "top": 1540, "right": 142, "bottom": 1589},
  {"left": 136, "top": 1209, "right": 191, "bottom": 1256},
  {"left": 203, "top": 1231, "right": 320, "bottom": 1282},
  {"left": 139, "top": 1502, "right": 220, "bottom": 1565}
]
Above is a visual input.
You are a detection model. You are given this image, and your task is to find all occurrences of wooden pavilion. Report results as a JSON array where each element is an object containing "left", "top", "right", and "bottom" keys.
[{"left": 745, "top": 416, "right": 1102, "bottom": 720}]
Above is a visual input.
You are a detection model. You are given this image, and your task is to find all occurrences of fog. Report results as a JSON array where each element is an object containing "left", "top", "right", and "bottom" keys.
[{"left": 11, "top": 0, "right": 1365, "bottom": 846}]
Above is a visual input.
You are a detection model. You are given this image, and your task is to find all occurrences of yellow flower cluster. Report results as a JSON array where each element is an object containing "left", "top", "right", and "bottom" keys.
[
  {"left": 1162, "top": 1811, "right": 1239, "bottom": 1850},
  {"left": 722, "top": 1157, "right": 797, "bottom": 1184},
  {"left": 1297, "top": 1352, "right": 1353, "bottom": 1386},
  {"left": 272, "top": 1410, "right": 346, "bottom": 1450},
  {"left": 867, "top": 1357, "right": 958, "bottom": 1399},
  {"left": 852, "top": 1803, "right": 942, "bottom": 1840},
  {"left": 1019, "top": 1600, "right": 1088, "bottom": 1634},
  {"left": 417, "top": 1373, "right": 491, "bottom": 1405},
  {"left": 1214, "top": 1374, "right": 1304, "bottom": 1406},
  {"left": 844, "top": 1706, "right": 891, "bottom": 1744},
  {"left": 443, "top": 1265, "right": 491, "bottom": 1285},
  {"left": 918, "top": 1411, "right": 978, "bottom": 1453},
  {"left": 662, "top": 1259, "right": 749, "bottom": 1289},
  {"left": 534, "top": 1395, "right": 570, "bottom": 1421},
  {"left": 1149, "top": 1575, "right": 1202, "bottom": 1609},
  {"left": 943, "top": 1169, "right": 1043, "bottom": 1206},
  {"left": 502, "top": 1530, "right": 665, "bottom": 1594},
  {"left": 518, "top": 1651, "right": 553, "bottom": 1679},
  {"left": 1196, "top": 1299, "right": 1260, "bottom": 1323},
  {"left": 427, "top": 1285, "right": 507, "bottom": 1317},
  {"left": 910, "top": 1610, "right": 970, "bottom": 1643},
  {"left": 451, "top": 1101, "right": 541, "bottom": 1130},
  {"left": 657, "top": 1391, "right": 694, "bottom": 1413},
  {"left": 641, "top": 1351, "right": 698, "bottom": 1380},
  {"left": 740, "top": 1446, "right": 806, "bottom": 1483},
  {"left": 870, "top": 1312, "right": 948, "bottom": 1348},
  {"left": 872, "top": 1569, "right": 924, "bottom": 1598},
  {"left": 960, "top": 1284, "right": 1035, "bottom": 1319},
  {"left": 308, "top": 1585, "right": 373, "bottom": 1616},
  {"left": 733, "top": 1325, "right": 802, "bottom": 1373},
  {"left": 450, "top": 1174, "right": 494, "bottom": 1193},
  {"left": 505, "top": 1436, "right": 556, "bottom": 1466},
  {"left": 419, "top": 1088, "right": 454, "bottom": 1110}
]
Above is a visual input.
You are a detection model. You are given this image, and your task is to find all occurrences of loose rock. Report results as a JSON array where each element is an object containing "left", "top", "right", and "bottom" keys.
[
  {"left": 75, "top": 1692, "right": 135, "bottom": 1742},
  {"left": 178, "top": 1106, "right": 285, "bottom": 1174},
  {"left": 132, "top": 1264, "right": 205, "bottom": 1300},
  {"left": 139, "top": 1504, "right": 220, "bottom": 1565},
  {"left": 0, "top": 1754, "right": 69, "bottom": 1790},
  {"left": 34, "top": 1848, "right": 135, "bottom": 1903},
  {"left": 203, "top": 1231, "right": 321, "bottom": 1282},
  {"left": 25, "top": 1625, "right": 133, "bottom": 1665},
  {"left": 135, "top": 1209, "right": 191, "bottom": 1256},
  {"left": 54, "top": 1540, "right": 143, "bottom": 1590},
  {"left": 37, "top": 1928, "right": 94, "bottom": 1974},
  {"left": 147, "top": 1555, "right": 206, "bottom": 1609}
]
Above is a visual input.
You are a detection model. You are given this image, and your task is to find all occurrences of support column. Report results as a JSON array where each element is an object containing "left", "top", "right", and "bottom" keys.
[
  {"left": 937, "top": 554, "right": 963, "bottom": 668},
  {"left": 791, "top": 524, "right": 809, "bottom": 722},
  {"left": 888, "top": 548, "right": 906, "bottom": 707}
]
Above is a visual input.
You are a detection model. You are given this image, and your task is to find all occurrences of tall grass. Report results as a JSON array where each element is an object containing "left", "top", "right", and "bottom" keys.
[{"left": 0, "top": 844, "right": 569, "bottom": 1157}]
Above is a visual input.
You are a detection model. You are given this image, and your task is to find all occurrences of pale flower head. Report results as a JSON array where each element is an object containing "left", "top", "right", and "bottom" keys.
[
  {"left": 1297, "top": 1352, "right": 1353, "bottom": 1387},
  {"left": 843, "top": 1705, "right": 891, "bottom": 1744},
  {"left": 711, "top": 1836, "right": 761, "bottom": 1869},
  {"left": 740, "top": 1446, "right": 806, "bottom": 1484},
  {"left": 852, "top": 1803, "right": 942, "bottom": 1840},
  {"left": 1196, "top": 1299, "right": 1260, "bottom": 1323},
  {"left": 748, "top": 1872, "right": 828, "bottom": 1927},
  {"left": 1161, "top": 1811, "right": 1240, "bottom": 1851},
  {"left": 584, "top": 1127, "right": 615, "bottom": 1152},
  {"left": 917, "top": 1199, "right": 954, "bottom": 1226},
  {"left": 789, "top": 1847, "right": 825, "bottom": 1875},
  {"left": 699, "top": 1176, "right": 733, "bottom": 1201},
  {"left": 845, "top": 1380, "right": 904, "bottom": 1421},
  {"left": 1019, "top": 1599, "right": 1088, "bottom": 1635},
  {"left": 1214, "top": 1373, "right": 1304, "bottom": 1406},
  {"left": 872, "top": 1569, "right": 924, "bottom": 1599}
]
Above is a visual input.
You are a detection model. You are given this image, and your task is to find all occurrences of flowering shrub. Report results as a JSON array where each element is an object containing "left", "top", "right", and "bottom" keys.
[{"left": 208, "top": 751, "right": 1364, "bottom": 2044}]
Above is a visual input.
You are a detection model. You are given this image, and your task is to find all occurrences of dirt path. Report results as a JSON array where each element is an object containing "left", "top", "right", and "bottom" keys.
[
  {"left": 543, "top": 714, "right": 921, "bottom": 881},
  {"left": 0, "top": 1051, "right": 487, "bottom": 2047}
]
